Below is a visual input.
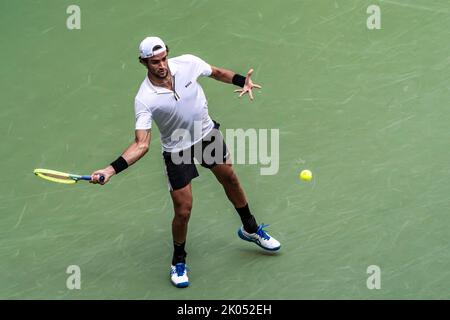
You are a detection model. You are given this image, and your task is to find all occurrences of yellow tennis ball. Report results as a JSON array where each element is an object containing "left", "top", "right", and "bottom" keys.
[{"left": 300, "top": 170, "right": 312, "bottom": 181}]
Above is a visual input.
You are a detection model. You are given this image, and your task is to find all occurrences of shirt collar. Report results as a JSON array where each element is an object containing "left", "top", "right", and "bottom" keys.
[{"left": 168, "top": 58, "right": 178, "bottom": 75}]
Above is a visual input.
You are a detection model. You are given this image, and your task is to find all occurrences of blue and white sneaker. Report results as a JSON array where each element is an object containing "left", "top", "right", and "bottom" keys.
[
  {"left": 170, "top": 263, "right": 189, "bottom": 288},
  {"left": 238, "top": 224, "right": 281, "bottom": 251}
]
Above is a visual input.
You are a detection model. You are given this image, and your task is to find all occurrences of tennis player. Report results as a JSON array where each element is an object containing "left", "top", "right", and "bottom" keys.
[{"left": 91, "top": 36, "right": 281, "bottom": 288}]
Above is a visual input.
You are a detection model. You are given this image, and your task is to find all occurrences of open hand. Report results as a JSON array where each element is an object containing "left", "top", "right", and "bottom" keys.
[{"left": 234, "top": 69, "right": 262, "bottom": 101}]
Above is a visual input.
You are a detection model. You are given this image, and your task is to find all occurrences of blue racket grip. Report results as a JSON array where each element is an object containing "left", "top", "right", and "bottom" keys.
[{"left": 81, "top": 175, "right": 105, "bottom": 183}]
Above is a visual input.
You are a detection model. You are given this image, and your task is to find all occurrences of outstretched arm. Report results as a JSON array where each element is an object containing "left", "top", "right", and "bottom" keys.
[
  {"left": 209, "top": 66, "right": 262, "bottom": 101},
  {"left": 91, "top": 129, "right": 151, "bottom": 185}
]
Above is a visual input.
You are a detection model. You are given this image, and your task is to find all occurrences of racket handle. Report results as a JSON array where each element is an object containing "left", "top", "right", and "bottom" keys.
[{"left": 82, "top": 175, "right": 105, "bottom": 183}]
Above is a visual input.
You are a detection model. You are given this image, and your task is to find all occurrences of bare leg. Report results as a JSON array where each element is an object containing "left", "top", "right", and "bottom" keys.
[
  {"left": 210, "top": 161, "right": 247, "bottom": 208},
  {"left": 170, "top": 183, "right": 193, "bottom": 245}
]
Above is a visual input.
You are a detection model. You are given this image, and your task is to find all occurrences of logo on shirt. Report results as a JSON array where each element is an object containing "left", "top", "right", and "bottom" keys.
[{"left": 185, "top": 81, "right": 192, "bottom": 88}]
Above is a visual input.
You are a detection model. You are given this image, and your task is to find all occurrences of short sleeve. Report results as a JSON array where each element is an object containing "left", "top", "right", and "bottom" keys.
[
  {"left": 134, "top": 99, "right": 152, "bottom": 130},
  {"left": 187, "top": 54, "right": 212, "bottom": 78}
]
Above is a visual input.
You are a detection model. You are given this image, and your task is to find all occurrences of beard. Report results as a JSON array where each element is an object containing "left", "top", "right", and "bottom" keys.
[{"left": 152, "top": 68, "right": 168, "bottom": 79}]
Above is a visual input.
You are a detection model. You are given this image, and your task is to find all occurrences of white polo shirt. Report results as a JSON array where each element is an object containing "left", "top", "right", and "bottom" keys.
[{"left": 134, "top": 54, "right": 215, "bottom": 152}]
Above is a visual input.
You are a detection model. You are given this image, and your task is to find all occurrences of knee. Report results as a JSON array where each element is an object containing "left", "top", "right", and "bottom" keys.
[{"left": 174, "top": 202, "right": 192, "bottom": 222}]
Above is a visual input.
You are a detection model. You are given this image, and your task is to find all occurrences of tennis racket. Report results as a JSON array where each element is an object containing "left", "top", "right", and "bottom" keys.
[{"left": 33, "top": 168, "right": 105, "bottom": 185}]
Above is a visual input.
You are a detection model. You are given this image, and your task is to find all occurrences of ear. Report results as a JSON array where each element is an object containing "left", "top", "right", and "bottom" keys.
[{"left": 139, "top": 57, "right": 148, "bottom": 68}]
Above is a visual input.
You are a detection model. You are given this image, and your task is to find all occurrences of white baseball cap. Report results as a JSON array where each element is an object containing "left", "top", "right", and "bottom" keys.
[{"left": 139, "top": 36, "right": 167, "bottom": 59}]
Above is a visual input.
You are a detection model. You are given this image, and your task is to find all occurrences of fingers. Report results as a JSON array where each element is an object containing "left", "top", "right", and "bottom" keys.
[
  {"left": 236, "top": 85, "right": 261, "bottom": 91},
  {"left": 90, "top": 174, "right": 98, "bottom": 184},
  {"left": 237, "top": 89, "right": 253, "bottom": 101},
  {"left": 246, "top": 69, "right": 254, "bottom": 78},
  {"left": 235, "top": 88, "right": 256, "bottom": 100},
  {"left": 90, "top": 172, "right": 105, "bottom": 185}
]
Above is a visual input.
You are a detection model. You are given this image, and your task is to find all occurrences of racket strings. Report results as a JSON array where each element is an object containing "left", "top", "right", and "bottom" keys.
[{"left": 39, "top": 172, "right": 72, "bottom": 180}]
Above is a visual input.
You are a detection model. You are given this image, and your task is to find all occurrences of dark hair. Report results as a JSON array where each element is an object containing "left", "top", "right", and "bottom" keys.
[{"left": 138, "top": 44, "right": 170, "bottom": 65}]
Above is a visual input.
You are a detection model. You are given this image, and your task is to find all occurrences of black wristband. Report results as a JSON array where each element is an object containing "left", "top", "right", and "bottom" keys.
[
  {"left": 110, "top": 156, "right": 128, "bottom": 174},
  {"left": 232, "top": 74, "right": 246, "bottom": 88}
]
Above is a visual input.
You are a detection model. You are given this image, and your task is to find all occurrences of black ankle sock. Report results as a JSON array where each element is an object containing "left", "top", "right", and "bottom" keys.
[
  {"left": 235, "top": 204, "right": 258, "bottom": 233},
  {"left": 172, "top": 241, "right": 187, "bottom": 265}
]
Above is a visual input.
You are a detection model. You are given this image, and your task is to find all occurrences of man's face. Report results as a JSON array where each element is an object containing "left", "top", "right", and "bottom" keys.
[{"left": 146, "top": 51, "right": 169, "bottom": 79}]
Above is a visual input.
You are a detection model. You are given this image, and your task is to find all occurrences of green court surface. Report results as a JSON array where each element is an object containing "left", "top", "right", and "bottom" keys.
[{"left": 1, "top": 0, "right": 449, "bottom": 299}]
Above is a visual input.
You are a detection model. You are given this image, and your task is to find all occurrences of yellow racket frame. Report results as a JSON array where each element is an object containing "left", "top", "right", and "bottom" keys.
[{"left": 33, "top": 168, "right": 81, "bottom": 184}]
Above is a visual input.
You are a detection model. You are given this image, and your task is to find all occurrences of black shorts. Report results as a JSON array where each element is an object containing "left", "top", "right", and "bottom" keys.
[{"left": 162, "top": 120, "right": 230, "bottom": 191}]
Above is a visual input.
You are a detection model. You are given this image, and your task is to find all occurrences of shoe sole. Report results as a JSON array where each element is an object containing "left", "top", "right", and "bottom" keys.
[
  {"left": 237, "top": 229, "right": 281, "bottom": 251},
  {"left": 171, "top": 280, "right": 189, "bottom": 288}
]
